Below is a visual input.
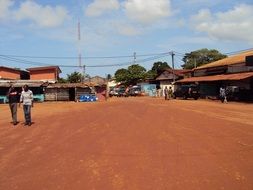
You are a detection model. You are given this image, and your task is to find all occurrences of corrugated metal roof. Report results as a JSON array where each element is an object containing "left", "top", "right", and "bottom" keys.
[
  {"left": 0, "top": 66, "right": 26, "bottom": 73},
  {"left": 176, "top": 72, "right": 253, "bottom": 83},
  {"left": 156, "top": 69, "right": 190, "bottom": 81},
  {"left": 0, "top": 81, "right": 45, "bottom": 87},
  {"left": 27, "top": 66, "right": 62, "bottom": 73},
  {"left": 195, "top": 50, "right": 253, "bottom": 70},
  {"left": 46, "top": 82, "right": 97, "bottom": 88}
]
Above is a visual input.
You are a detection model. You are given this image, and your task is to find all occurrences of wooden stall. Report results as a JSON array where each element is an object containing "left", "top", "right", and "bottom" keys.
[{"left": 45, "top": 83, "right": 95, "bottom": 102}]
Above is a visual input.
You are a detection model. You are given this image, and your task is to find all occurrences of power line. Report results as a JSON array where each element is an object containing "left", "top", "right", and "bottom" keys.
[
  {"left": 224, "top": 48, "right": 253, "bottom": 56},
  {"left": 0, "top": 52, "right": 171, "bottom": 60},
  {"left": 0, "top": 53, "right": 170, "bottom": 68}
]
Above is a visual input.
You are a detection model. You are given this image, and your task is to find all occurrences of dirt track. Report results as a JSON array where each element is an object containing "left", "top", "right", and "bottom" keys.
[{"left": 0, "top": 98, "right": 253, "bottom": 190}]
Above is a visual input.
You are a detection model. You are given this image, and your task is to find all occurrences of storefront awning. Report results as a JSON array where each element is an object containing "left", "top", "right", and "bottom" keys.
[{"left": 176, "top": 72, "right": 253, "bottom": 83}]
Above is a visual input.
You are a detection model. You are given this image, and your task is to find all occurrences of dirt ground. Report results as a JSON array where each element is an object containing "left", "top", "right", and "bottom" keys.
[{"left": 0, "top": 97, "right": 253, "bottom": 190}]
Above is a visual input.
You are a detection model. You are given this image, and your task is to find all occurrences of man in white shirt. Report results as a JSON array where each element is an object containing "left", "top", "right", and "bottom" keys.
[{"left": 20, "top": 85, "right": 33, "bottom": 126}]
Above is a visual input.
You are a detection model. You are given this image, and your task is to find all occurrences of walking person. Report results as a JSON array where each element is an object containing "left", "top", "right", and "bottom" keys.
[
  {"left": 219, "top": 86, "right": 227, "bottom": 103},
  {"left": 168, "top": 86, "right": 173, "bottom": 100},
  {"left": 20, "top": 85, "right": 33, "bottom": 126},
  {"left": 164, "top": 86, "right": 169, "bottom": 100},
  {"left": 7, "top": 85, "right": 19, "bottom": 125}
]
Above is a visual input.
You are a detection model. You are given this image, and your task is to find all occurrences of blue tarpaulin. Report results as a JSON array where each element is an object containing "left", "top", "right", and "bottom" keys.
[{"left": 79, "top": 94, "right": 97, "bottom": 102}]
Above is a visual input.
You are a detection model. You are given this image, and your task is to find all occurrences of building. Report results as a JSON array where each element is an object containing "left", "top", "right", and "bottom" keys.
[
  {"left": 0, "top": 80, "right": 46, "bottom": 103},
  {"left": 44, "top": 82, "right": 106, "bottom": 102},
  {"left": 85, "top": 76, "right": 107, "bottom": 86},
  {"left": 27, "top": 66, "right": 61, "bottom": 82},
  {"left": 177, "top": 50, "right": 253, "bottom": 100},
  {"left": 156, "top": 69, "right": 191, "bottom": 96},
  {"left": 0, "top": 66, "right": 29, "bottom": 80}
]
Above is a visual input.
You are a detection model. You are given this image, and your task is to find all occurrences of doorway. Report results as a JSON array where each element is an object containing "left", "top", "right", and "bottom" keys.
[{"left": 69, "top": 88, "right": 75, "bottom": 101}]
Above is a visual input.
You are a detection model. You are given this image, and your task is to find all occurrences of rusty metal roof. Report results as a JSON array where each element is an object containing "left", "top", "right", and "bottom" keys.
[
  {"left": 0, "top": 66, "right": 26, "bottom": 73},
  {"left": 27, "top": 66, "right": 62, "bottom": 73},
  {"left": 195, "top": 50, "right": 253, "bottom": 70},
  {"left": 176, "top": 72, "right": 253, "bottom": 83},
  {"left": 46, "top": 82, "right": 99, "bottom": 88},
  {"left": 156, "top": 69, "right": 191, "bottom": 81},
  {"left": 0, "top": 81, "right": 46, "bottom": 87}
]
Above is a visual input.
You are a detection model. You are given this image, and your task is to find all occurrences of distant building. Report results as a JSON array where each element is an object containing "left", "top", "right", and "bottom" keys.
[
  {"left": 0, "top": 66, "right": 29, "bottom": 80},
  {"left": 177, "top": 50, "right": 253, "bottom": 100},
  {"left": 85, "top": 76, "right": 107, "bottom": 86},
  {"left": 27, "top": 66, "right": 61, "bottom": 82},
  {"left": 156, "top": 69, "right": 191, "bottom": 96}
]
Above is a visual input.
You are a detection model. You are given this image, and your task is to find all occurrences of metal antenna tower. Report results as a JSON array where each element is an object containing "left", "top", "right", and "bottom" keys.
[
  {"left": 78, "top": 18, "right": 84, "bottom": 82},
  {"left": 133, "top": 52, "right": 137, "bottom": 64}
]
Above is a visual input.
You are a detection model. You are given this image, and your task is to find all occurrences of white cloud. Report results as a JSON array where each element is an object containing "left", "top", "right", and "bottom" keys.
[
  {"left": 124, "top": 0, "right": 172, "bottom": 24},
  {"left": 0, "top": 0, "right": 13, "bottom": 19},
  {"left": 85, "top": 0, "right": 120, "bottom": 17},
  {"left": 191, "top": 4, "right": 253, "bottom": 44},
  {"left": 114, "top": 23, "right": 141, "bottom": 36},
  {"left": 13, "top": 1, "right": 69, "bottom": 28}
]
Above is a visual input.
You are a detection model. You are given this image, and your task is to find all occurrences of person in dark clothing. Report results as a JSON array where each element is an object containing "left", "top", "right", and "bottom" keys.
[
  {"left": 164, "top": 86, "right": 169, "bottom": 100},
  {"left": 7, "top": 85, "right": 19, "bottom": 125},
  {"left": 168, "top": 86, "right": 173, "bottom": 99}
]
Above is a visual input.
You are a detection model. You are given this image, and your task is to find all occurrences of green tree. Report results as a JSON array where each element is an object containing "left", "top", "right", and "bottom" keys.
[
  {"left": 66, "top": 72, "right": 83, "bottom": 83},
  {"left": 182, "top": 48, "right": 227, "bottom": 69},
  {"left": 151, "top": 62, "right": 171, "bottom": 74},
  {"left": 145, "top": 70, "right": 157, "bottom": 79},
  {"left": 58, "top": 77, "right": 67, "bottom": 83},
  {"left": 128, "top": 64, "right": 146, "bottom": 84},
  {"left": 115, "top": 68, "right": 129, "bottom": 83},
  {"left": 114, "top": 64, "right": 146, "bottom": 85}
]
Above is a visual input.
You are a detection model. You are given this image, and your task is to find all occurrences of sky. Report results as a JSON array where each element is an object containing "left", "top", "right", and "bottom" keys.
[{"left": 0, "top": 0, "right": 253, "bottom": 78}]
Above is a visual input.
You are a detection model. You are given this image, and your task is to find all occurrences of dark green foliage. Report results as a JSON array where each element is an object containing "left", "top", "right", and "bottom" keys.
[
  {"left": 151, "top": 62, "right": 171, "bottom": 74},
  {"left": 114, "top": 64, "right": 146, "bottom": 85},
  {"left": 182, "top": 48, "right": 227, "bottom": 69},
  {"left": 66, "top": 71, "right": 83, "bottom": 83},
  {"left": 58, "top": 77, "right": 67, "bottom": 83}
]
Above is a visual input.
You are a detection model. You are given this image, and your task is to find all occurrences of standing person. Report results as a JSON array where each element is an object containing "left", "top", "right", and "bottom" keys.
[
  {"left": 164, "top": 86, "right": 169, "bottom": 100},
  {"left": 219, "top": 86, "right": 227, "bottom": 103},
  {"left": 7, "top": 85, "right": 19, "bottom": 125},
  {"left": 168, "top": 86, "right": 173, "bottom": 100},
  {"left": 20, "top": 85, "right": 33, "bottom": 126}
]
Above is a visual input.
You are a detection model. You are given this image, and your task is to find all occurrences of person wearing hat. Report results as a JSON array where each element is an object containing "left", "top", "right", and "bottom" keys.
[{"left": 7, "top": 84, "right": 19, "bottom": 125}]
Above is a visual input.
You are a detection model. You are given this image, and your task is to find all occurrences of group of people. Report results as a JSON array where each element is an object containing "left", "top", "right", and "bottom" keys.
[
  {"left": 164, "top": 86, "right": 173, "bottom": 100},
  {"left": 7, "top": 85, "right": 33, "bottom": 126}
]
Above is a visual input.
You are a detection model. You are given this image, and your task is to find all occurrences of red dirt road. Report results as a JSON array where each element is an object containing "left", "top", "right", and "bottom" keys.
[{"left": 0, "top": 98, "right": 253, "bottom": 190}]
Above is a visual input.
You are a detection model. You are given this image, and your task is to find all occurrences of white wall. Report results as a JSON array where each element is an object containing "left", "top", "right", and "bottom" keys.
[{"left": 160, "top": 81, "right": 174, "bottom": 96}]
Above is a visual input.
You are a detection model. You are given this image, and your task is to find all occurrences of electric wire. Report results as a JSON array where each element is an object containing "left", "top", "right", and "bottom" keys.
[
  {"left": 0, "top": 53, "right": 170, "bottom": 68},
  {"left": 0, "top": 52, "right": 171, "bottom": 60}
]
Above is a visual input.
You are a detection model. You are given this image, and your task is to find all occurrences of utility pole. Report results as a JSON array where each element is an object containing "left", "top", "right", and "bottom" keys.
[
  {"left": 171, "top": 51, "right": 175, "bottom": 83},
  {"left": 133, "top": 52, "right": 136, "bottom": 64},
  {"left": 193, "top": 56, "right": 197, "bottom": 69},
  {"left": 78, "top": 18, "right": 84, "bottom": 83}
]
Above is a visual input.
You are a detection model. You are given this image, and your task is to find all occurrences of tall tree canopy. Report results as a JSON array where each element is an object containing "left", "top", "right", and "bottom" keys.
[
  {"left": 114, "top": 68, "right": 129, "bottom": 84},
  {"left": 66, "top": 72, "right": 83, "bottom": 83},
  {"left": 182, "top": 49, "right": 227, "bottom": 69},
  {"left": 151, "top": 61, "right": 171, "bottom": 74},
  {"left": 114, "top": 64, "right": 146, "bottom": 85},
  {"left": 146, "top": 61, "right": 171, "bottom": 79},
  {"left": 128, "top": 64, "right": 146, "bottom": 84}
]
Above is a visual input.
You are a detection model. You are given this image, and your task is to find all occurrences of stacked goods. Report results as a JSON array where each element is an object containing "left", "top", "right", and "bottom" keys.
[{"left": 79, "top": 95, "right": 97, "bottom": 102}]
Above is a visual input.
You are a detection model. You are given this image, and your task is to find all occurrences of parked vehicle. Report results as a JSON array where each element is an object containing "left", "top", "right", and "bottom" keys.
[
  {"left": 109, "top": 88, "right": 117, "bottom": 97},
  {"left": 225, "top": 86, "right": 240, "bottom": 101},
  {"left": 129, "top": 85, "right": 142, "bottom": 96},
  {"left": 117, "top": 87, "right": 129, "bottom": 97},
  {"left": 174, "top": 85, "right": 200, "bottom": 100}
]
